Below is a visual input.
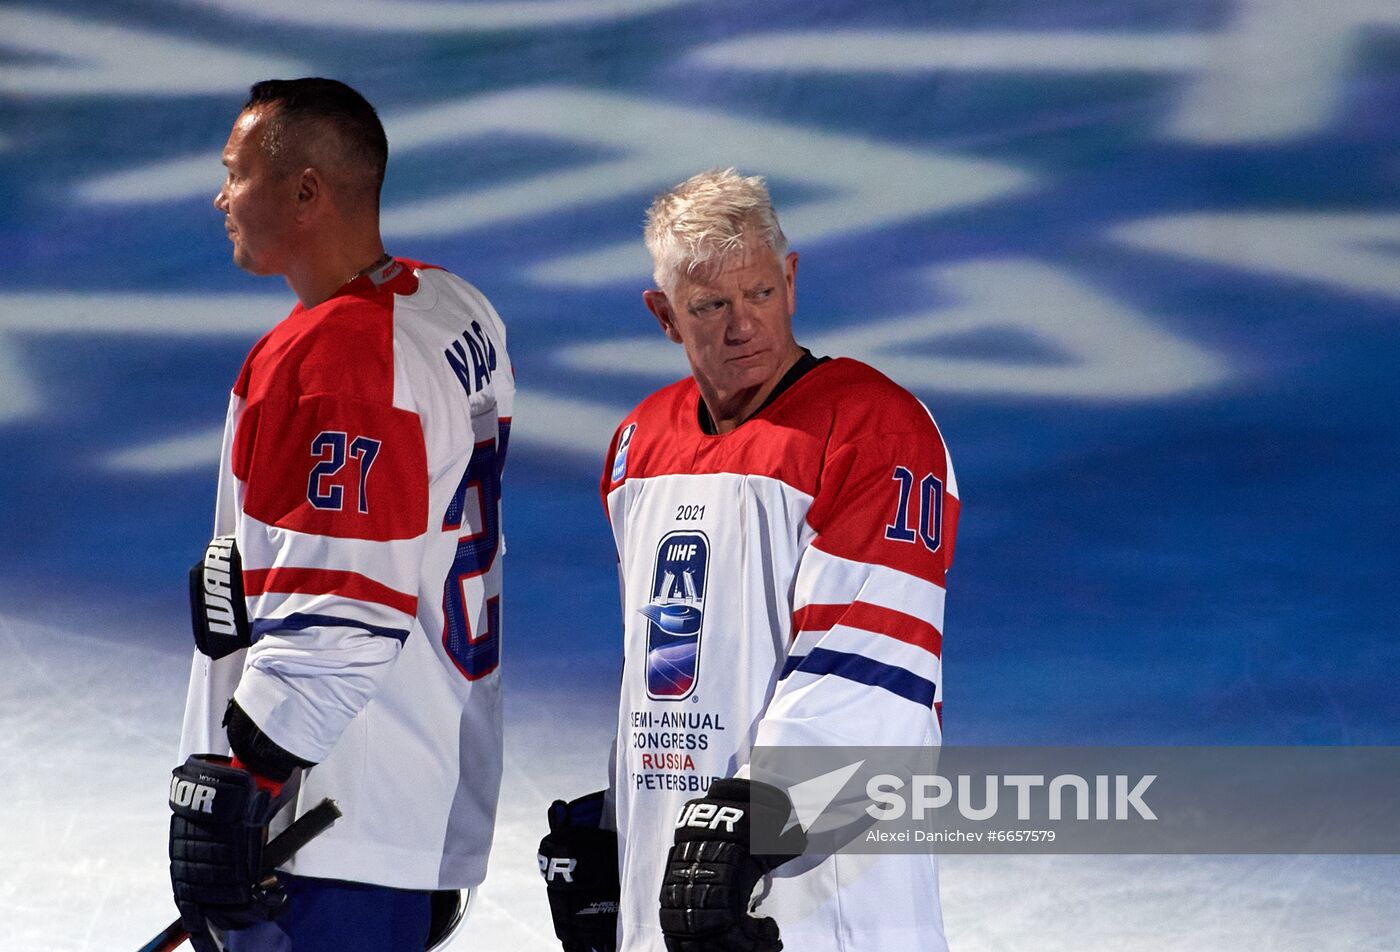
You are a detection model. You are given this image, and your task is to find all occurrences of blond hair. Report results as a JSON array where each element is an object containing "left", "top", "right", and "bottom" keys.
[{"left": 644, "top": 168, "right": 788, "bottom": 292}]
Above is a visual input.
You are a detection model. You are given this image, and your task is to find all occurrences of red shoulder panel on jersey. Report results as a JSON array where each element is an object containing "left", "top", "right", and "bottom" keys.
[
  {"left": 806, "top": 420, "right": 955, "bottom": 585},
  {"left": 234, "top": 394, "right": 428, "bottom": 541},
  {"left": 788, "top": 359, "right": 935, "bottom": 445}
]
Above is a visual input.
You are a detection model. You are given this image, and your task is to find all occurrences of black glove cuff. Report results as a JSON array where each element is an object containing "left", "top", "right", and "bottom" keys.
[
  {"left": 707, "top": 778, "right": 793, "bottom": 819},
  {"left": 224, "top": 699, "right": 315, "bottom": 783},
  {"left": 548, "top": 789, "right": 610, "bottom": 832}
]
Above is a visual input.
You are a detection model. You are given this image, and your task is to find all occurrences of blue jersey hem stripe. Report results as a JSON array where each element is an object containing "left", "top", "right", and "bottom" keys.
[
  {"left": 779, "top": 647, "right": 936, "bottom": 707},
  {"left": 251, "top": 613, "right": 410, "bottom": 643}
]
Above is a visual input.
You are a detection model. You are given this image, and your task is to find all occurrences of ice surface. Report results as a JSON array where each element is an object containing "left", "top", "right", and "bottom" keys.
[{"left": 3, "top": 614, "right": 1396, "bottom": 951}]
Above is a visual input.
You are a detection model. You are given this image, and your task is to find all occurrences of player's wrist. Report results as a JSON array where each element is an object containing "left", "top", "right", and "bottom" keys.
[
  {"left": 229, "top": 753, "right": 285, "bottom": 797},
  {"left": 223, "top": 699, "right": 314, "bottom": 792}
]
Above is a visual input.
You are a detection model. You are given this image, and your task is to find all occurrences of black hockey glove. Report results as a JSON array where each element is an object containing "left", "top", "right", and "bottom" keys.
[
  {"left": 188, "top": 535, "right": 250, "bottom": 660},
  {"left": 168, "top": 754, "right": 286, "bottom": 948},
  {"left": 659, "top": 778, "right": 807, "bottom": 952},
  {"left": 537, "top": 790, "right": 620, "bottom": 952}
]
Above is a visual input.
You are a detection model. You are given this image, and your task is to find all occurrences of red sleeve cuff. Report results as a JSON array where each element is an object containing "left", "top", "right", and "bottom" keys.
[{"left": 230, "top": 754, "right": 285, "bottom": 798}]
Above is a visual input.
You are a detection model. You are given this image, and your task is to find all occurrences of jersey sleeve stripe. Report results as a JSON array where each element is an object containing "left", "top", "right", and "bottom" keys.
[
  {"left": 250, "top": 612, "right": 410, "bottom": 643},
  {"left": 789, "top": 626, "right": 941, "bottom": 685},
  {"left": 792, "top": 601, "right": 942, "bottom": 657},
  {"left": 244, "top": 567, "right": 418, "bottom": 616},
  {"left": 794, "top": 546, "right": 946, "bottom": 628},
  {"left": 239, "top": 514, "right": 425, "bottom": 596},
  {"left": 246, "top": 590, "right": 411, "bottom": 641},
  {"left": 779, "top": 647, "right": 937, "bottom": 708}
]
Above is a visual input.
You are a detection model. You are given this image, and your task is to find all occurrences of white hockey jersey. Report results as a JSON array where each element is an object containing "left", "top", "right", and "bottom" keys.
[
  {"left": 603, "top": 358, "right": 959, "bottom": 952},
  {"left": 179, "top": 258, "right": 513, "bottom": 890}
]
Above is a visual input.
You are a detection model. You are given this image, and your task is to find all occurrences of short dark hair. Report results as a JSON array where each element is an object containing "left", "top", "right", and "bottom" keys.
[{"left": 243, "top": 78, "right": 388, "bottom": 199}]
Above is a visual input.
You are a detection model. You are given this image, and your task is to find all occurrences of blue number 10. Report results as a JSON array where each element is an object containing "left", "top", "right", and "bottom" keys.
[{"left": 884, "top": 465, "right": 943, "bottom": 553}]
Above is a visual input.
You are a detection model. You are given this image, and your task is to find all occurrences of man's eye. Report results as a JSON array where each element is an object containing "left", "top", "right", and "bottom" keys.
[
  {"left": 752, "top": 287, "right": 773, "bottom": 300},
  {"left": 696, "top": 301, "right": 723, "bottom": 314}
]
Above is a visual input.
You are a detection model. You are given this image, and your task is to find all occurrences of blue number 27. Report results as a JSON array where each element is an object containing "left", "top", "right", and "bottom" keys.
[{"left": 308, "top": 431, "right": 381, "bottom": 514}]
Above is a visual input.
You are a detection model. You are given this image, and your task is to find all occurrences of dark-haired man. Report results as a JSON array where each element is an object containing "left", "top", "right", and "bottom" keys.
[{"left": 171, "top": 78, "right": 512, "bottom": 952}]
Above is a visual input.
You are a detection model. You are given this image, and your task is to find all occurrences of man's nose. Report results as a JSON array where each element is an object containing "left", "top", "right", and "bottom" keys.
[
  {"left": 727, "top": 300, "right": 757, "bottom": 342},
  {"left": 213, "top": 185, "right": 228, "bottom": 212}
]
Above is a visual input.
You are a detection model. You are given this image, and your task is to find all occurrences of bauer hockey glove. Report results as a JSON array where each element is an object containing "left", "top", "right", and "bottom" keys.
[
  {"left": 659, "top": 778, "right": 807, "bottom": 952},
  {"left": 168, "top": 754, "right": 287, "bottom": 947},
  {"left": 538, "top": 790, "right": 620, "bottom": 952}
]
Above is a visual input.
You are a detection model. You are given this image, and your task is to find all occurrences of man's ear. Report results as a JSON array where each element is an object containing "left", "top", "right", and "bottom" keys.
[
  {"left": 294, "top": 167, "right": 321, "bottom": 223},
  {"left": 643, "top": 289, "right": 683, "bottom": 344},
  {"left": 784, "top": 250, "right": 798, "bottom": 312}
]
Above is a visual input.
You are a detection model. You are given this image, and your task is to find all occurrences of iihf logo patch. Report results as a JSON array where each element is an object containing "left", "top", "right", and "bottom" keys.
[
  {"left": 611, "top": 423, "right": 637, "bottom": 484},
  {"left": 641, "top": 530, "right": 708, "bottom": 700}
]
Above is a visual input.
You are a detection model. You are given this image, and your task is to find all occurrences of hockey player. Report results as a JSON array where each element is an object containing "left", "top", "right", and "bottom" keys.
[
  {"left": 539, "top": 169, "right": 958, "bottom": 951},
  {"left": 170, "top": 79, "right": 512, "bottom": 951}
]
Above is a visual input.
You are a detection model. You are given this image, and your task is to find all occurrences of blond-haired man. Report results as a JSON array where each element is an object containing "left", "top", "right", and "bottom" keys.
[{"left": 540, "top": 169, "right": 959, "bottom": 952}]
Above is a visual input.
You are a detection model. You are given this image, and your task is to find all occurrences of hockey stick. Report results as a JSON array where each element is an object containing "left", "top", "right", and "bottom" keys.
[{"left": 137, "top": 797, "right": 342, "bottom": 952}]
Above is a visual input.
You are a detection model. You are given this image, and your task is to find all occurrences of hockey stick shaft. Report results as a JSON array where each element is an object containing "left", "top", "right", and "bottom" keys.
[
  {"left": 260, "top": 798, "right": 342, "bottom": 869},
  {"left": 137, "top": 798, "right": 342, "bottom": 952}
]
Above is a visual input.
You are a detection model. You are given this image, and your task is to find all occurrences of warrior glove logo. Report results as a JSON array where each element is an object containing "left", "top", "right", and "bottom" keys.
[
  {"left": 641, "top": 530, "right": 709, "bottom": 700},
  {"left": 189, "top": 535, "right": 251, "bottom": 659},
  {"left": 200, "top": 536, "right": 238, "bottom": 633},
  {"left": 169, "top": 776, "right": 217, "bottom": 815}
]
